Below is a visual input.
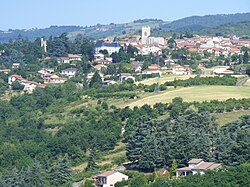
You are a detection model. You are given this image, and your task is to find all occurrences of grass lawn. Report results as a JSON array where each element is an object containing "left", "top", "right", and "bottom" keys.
[
  {"left": 215, "top": 110, "right": 250, "bottom": 126},
  {"left": 71, "top": 141, "right": 126, "bottom": 172},
  {"left": 126, "top": 86, "right": 250, "bottom": 108},
  {"left": 137, "top": 74, "right": 196, "bottom": 85},
  {"left": 1, "top": 90, "right": 24, "bottom": 101},
  {"left": 137, "top": 74, "right": 246, "bottom": 86}
]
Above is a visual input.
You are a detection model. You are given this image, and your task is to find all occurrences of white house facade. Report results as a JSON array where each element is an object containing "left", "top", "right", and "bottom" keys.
[
  {"left": 176, "top": 159, "right": 222, "bottom": 177},
  {"left": 95, "top": 171, "right": 128, "bottom": 187},
  {"left": 95, "top": 42, "right": 121, "bottom": 55},
  {"left": 61, "top": 68, "right": 77, "bottom": 77}
]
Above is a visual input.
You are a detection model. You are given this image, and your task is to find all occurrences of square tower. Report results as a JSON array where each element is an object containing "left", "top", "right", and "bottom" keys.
[{"left": 141, "top": 26, "right": 151, "bottom": 45}]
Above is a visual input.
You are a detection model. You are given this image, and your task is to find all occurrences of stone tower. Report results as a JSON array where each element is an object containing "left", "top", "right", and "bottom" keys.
[
  {"left": 141, "top": 26, "right": 151, "bottom": 45},
  {"left": 41, "top": 38, "right": 47, "bottom": 53}
]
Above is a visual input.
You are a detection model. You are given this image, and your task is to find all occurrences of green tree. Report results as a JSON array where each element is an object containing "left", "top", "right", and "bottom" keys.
[
  {"left": 101, "top": 101, "right": 109, "bottom": 110},
  {"left": 24, "top": 159, "right": 45, "bottom": 187},
  {"left": 126, "top": 119, "right": 150, "bottom": 162},
  {"left": 85, "top": 150, "right": 97, "bottom": 171},
  {"left": 49, "top": 154, "right": 72, "bottom": 186},
  {"left": 170, "top": 159, "right": 178, "bottom": 178},
  {"left": 12, "top": 81, "right": 24, "bottom": 91},
  {"left": 167, "top": 38, "right": 176, "bottom": 49},
  {"left": 243, "top": 51, "right": 249, "bottom": 64},
  {"left": 129, "top": 174, "right": 147, "bottom": 187},
  {"left": 89, "top": 72, "right": 102, "bottom": 88}
]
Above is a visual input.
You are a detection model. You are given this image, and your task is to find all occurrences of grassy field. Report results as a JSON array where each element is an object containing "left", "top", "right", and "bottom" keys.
[
  {"left": 71, "top": 141, "right": 126, "bottom": 172},
  {"left": 137, "top": 75, "right": 196, "bottom": 85},
  {"left": 137, "top": 74, "right": 247, "bottom": 86},
  {"left": 1, "top": 90, "right": 24, "bottom": 101},
  {"left": 126, "top": 86, "right": 250, "bottom": 108},
  {"left": 215, "top": 110, "right": 250, "bottom": 126}
]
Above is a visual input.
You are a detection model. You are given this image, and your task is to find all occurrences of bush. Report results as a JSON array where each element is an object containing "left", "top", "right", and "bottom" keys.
[
  {"left": 115, "top": 180, "right": 129, "bottom": 187},
  {"left": 12, "top": 81, "right": 24, "bottom": 91},
  {"left": 111, "top": 155, "right": 127, "bottom": 165}
]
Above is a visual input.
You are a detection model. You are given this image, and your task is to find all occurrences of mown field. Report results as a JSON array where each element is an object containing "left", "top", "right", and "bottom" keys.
[
  {"left": 137, "top": 74, "right": 247, "bottom": 86},
  {"left": 137, "top": 75, "right": 197, "bottom": 85},
  {"left": 44, "top": 85, "right": 250, "bottom": 125},
  {"left": 126, "top": 86, "right": 250, "bottom": 108}
]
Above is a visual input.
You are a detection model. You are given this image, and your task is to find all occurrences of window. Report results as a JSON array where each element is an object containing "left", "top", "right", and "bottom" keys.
[
  {"left": 122, "top": 178, "right": 125, "bottom": 181},
  {"left": 110, "top": 185, "right": 113, "bottom": 186}
]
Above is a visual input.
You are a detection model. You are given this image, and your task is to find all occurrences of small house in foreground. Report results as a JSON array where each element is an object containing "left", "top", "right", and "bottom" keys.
[
  {"left": 176, "top": 159, "right": 221, "bottom": 177},
  {"left": 94, "top": 171, "right": 128, "bottom": 187}
]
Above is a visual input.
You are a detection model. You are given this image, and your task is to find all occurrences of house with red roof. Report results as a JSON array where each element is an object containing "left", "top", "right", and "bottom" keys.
[{"left": 8, "top": 74, "right": 45, "bottom": 92}]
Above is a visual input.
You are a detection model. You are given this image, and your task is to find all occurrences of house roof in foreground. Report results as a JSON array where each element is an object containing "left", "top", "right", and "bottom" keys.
[
  {"left": 188, "top": 159, "right": 204, "bottom": 164},
  {"left": 96, "top": 171, "right": 117, "bottom": 177}
]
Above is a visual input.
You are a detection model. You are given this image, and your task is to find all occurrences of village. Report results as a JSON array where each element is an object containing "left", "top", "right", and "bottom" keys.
[
  {"left": 1, "top": 1, "right": 250, "bottom": 185},
  {"left": 1, "top": 26, "right": 249, "bottom": 92}
]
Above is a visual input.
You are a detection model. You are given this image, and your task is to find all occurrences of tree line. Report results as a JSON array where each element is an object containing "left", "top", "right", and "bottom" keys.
[{"left": 126, "top": 112, "right": 250, "bottom": 172}]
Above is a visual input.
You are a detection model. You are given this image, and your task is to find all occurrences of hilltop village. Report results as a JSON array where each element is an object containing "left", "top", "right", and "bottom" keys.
[
  {"left": 0, "top": 26, "right": 249, "bottom": 92},
  {"left": 0, "top": 24, "right": 250, "bottom": 187}
]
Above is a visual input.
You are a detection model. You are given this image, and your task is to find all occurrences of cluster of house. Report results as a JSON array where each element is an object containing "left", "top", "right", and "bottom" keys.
[
  {"left": 57, "top": 54, "right": 82, "bottom": 64},
  {"left": 37, "top": 68, "right": 68, "bottom": 83},
  {"left": 1, "top": 27, "right": 247, "bottom": 93},
  {"left": 175, "top": 35, "right": 250, "bottom": 58},
  {"left": 91, "top": 26, "right": 242, "bottom": 77},
  {"left": 141, "top": 63, "right": 193, "bottom": 76},
  {"left": 0, "top": 63, "right": 45, "bottom": 92},
  {"left": 94, "top": 26, "right": 250, "bottom": 60},
  {"left": 199, "top": 65, "right": 234, "bottom": 75},
  {"left": 94, "top": 26, "right": 165, "bottom": 56},
  {"left": 8, "top": 74, "right": 45, "bottom": 92},
  {"left": 89, "top": 158, "right": 221, "bottom": 187}
]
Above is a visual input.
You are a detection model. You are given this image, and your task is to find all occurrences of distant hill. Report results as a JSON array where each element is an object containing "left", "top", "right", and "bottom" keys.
[
  {"left": 0, "top": 13, "right": 250, "bottom": 42},
  {"left": 194, "top": 21, "right": 250, "bottom": 36},
  {"left": 0, "top": 19, "right": 164, "bottom": 42},
  {"left": 161, "top": 13, "right": 250, "bottom": 31},
  {"left": 67, "top": 19, "right": 164, "bottom": 40},
  {"left": 0, "top": 26, "right": 82, "bottom": 43}
]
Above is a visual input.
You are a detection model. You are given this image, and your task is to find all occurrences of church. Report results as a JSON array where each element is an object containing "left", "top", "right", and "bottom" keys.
[{"left": 141, "top": 26, "right": 165, "bottom": 45}]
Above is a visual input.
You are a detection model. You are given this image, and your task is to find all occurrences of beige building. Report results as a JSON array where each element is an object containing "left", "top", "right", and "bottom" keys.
[
  {"left": 94, "top": 171, "right": 128, "bottom": 187},
  {"left": 148, "top": 36, "right": 165, "bottom": 45},
  {"left": 172, "top": 65, "right": 188, "bottom": 75}
]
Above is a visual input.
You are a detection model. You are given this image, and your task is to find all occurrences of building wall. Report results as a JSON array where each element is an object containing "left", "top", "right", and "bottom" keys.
[
  {"left": 95, "top": 46, "right": 121, "bottom": 55},
  {"left": 61, "top": 70, "right": 76, "bottom": 77},
  {"left": 192, "top": 170, "right": 205, "bottom": 175},
  {"left": 148, "top": 37, "right": 165, "bottom": 45},
  {"left": 104, "top": 172, "right": 128, "bottom": 187},
  {"left": 8, "top": 76, "right": 16, "bottom": 84}
]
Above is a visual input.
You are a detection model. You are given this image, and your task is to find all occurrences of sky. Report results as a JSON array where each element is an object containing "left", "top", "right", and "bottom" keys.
[{"left": 0, "top": 0, "right": 249, "bottom": 30}]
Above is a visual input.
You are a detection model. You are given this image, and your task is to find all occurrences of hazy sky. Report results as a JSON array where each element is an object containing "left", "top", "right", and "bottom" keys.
[{"left": 0, "top": 0, "right": 249, "bottom": 30}]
